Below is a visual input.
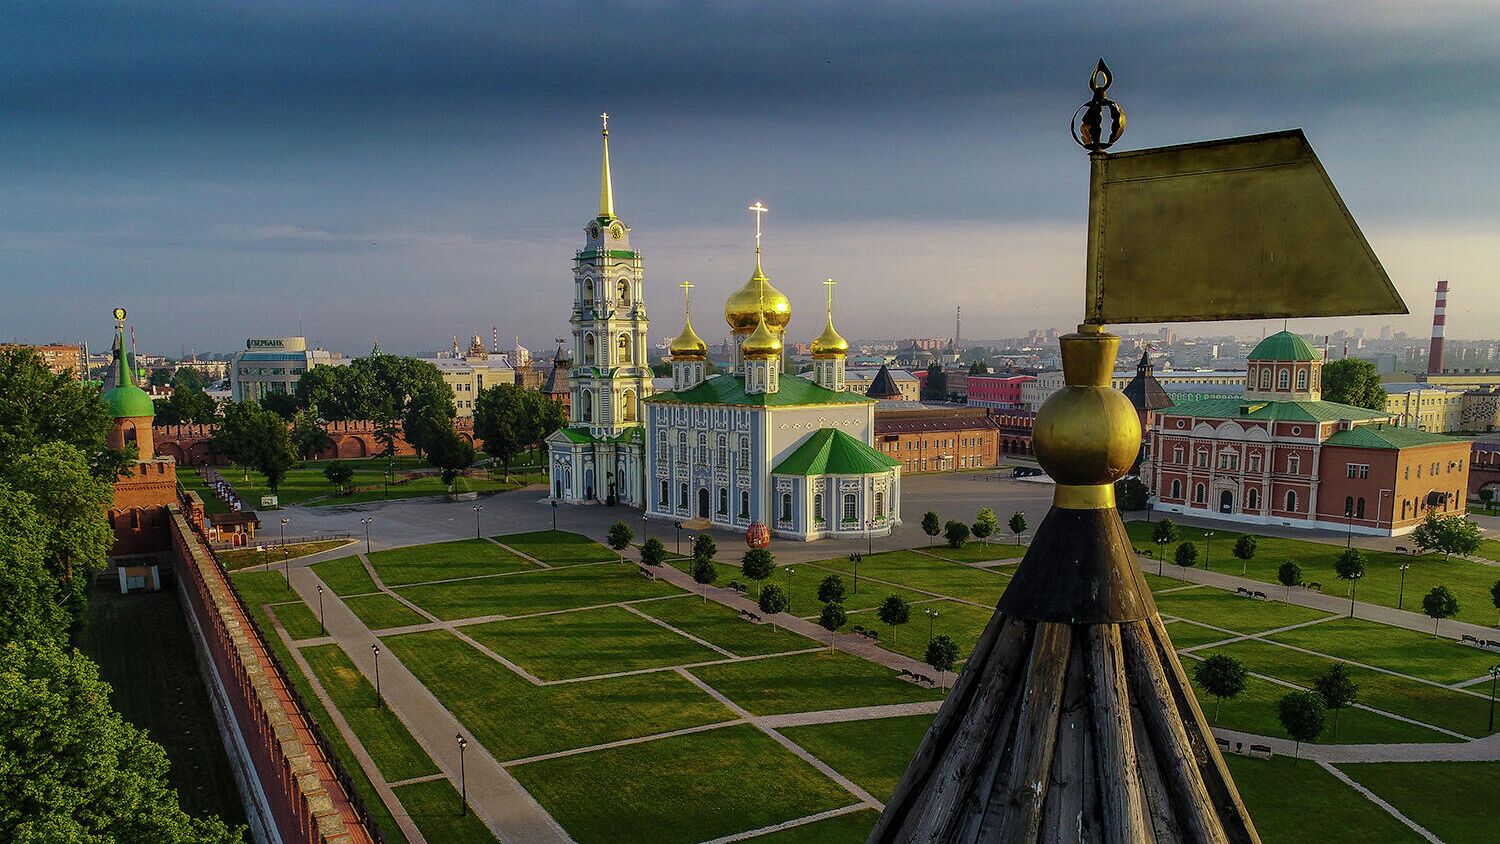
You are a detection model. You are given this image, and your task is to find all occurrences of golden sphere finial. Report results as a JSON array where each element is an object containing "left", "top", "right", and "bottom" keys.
[
  {"left": 1071, "top": 58, "right": 1125, "bottom": 152},
  {"left": 1032, "top": 329, "right": 1139, "bottom": 506}
]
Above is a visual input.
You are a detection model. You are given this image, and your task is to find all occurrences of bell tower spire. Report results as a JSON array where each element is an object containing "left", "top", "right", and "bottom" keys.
[{"left": 598, "top": 112, "right": 615, "bottom": 220}]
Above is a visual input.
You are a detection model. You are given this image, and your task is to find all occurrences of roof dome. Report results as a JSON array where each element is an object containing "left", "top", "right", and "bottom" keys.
[
  {"left": 104, "top": 382, "right": 155, "bottom": 419},
  {"left": 669, "top": 317, "right": 708, "bottom": 359},
  {"left": 1248, "top": 330, "right": 1318, "bottom": 362},
  {"left": 810, "top": 315, "right": 848, "bottom": 357},
  {"left": 741, "top": 314, "right": 782, "bottom": 358},
  {"left": 724, "top": 253, "right": 791, "bottom": 334}
]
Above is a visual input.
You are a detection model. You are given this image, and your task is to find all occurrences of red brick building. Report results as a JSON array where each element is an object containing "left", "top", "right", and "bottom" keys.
[
  {"left": 966, "top": 374, "right": 1034, "bottom": 410},
  {"left": 873, "top": 407, "right": 1000, "bottom": 473}
]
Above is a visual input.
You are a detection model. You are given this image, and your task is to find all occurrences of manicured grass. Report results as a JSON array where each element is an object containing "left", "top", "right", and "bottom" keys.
[
  {"left": 1153, "top": 587, "right": 1334, "bottom": 633},
  {"left": 1339, "top": 761, "right": 1498, "bottom": 843},
  {"left": 742, "top": 809, "right": 879, "bottom": 843},
  {"left": 368, "top": 539, "right": 536, "bottom": 586},
  {"left": 209, "top": 461, "right": 539, "bottom": 508},
  {"left": 1126, "top": 521, "right": 1500, "bottom": 627},
  {"left": 79, "top": 582, "right": 247, "bottom": 828},
  {"left": 509, "top": 724, "right": 856, "bottom": 844},
  {"left": 232, "top": 568, "right": 306, "bottom": 617},
  {"left": 177, "top": 472, "right": 230, "bottom": 514},
  {"left": 311, "top": 556, "right": 380, "bottom": 596},
  {"left": 919, "top": 542, "right": 1026, "bottom": 564},
  {"left": 632, "top": 595, "right": 814, "bottom": 657},
  {"left": 1161, "top": 618, "right": 1238, "bottom": 650},
  {"left": 1204, "top": 640, "right": 1496, "bottom": 738},
  {"left": 1475, "top": 537, "right": 1500, "bottom": 562},
  {"left": 269, "top": 600, "right": 325, "bottom": 640},
  {"left": 464, "top": 605, "right": 724, "bottom": 680},
  {"left": 688, "top": 650, "right": 944, "bottom": 716},
  {"left": 300, "top": 644, "right": 438, "bottom": 782},
  {"left": 307, "top": 471, "right": 544, "bottom": 508},
  {"left": 1268, "top": 617, "right": 1500, "bottom": 684},
  {"left": 382, "top": 630, "right": 733, "bottom": 760},
  {"left": 1180, "top": 657, "right": 1453, "bottom": 745},
  {"left": 813, "top": 550, "right": 1010, "bottom": 606},
  {"left": 395, "top": 564, "right": 684, "bottom": 621},
  {"left": 343, "top": 593, "right": 430, "bottom": 630},
  {"left": 857, "top": 599, "right": 996, "bottom": 666},
  {"left": 780, "top": 714, "right": 934, "bottom": 801},
  {"left": 1144, "top": 571, "right": 1190, "bottom": 592},
  {"left": 218, "top": 539, "right": 353, "bottom": 571},
  {"left": 495, "top": 529, "right": 620, "bottom": 566},
  {"left": 1224, "top": 755, "right": 1423, "bottom": 844},
  {"left": 392, "top": 779, "right": 497, "bottom": 844},
  {"left": 678, "top": 557, "right": 932, "bottom": 618}
]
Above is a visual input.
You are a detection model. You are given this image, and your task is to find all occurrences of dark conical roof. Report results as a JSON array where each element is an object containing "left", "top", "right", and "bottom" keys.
[
  {"left": 866, "top": 364, "right": 902, "bottom": 400},
  {"left": 1122, "top": 351, "right": 1173, "bottom": 412}
]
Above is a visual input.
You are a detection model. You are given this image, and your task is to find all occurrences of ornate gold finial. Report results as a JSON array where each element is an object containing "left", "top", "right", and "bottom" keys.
[
  {"left": 112, "top": 306, "right": 127, "bottom": 325},
  {"left": 823, "top": 278, "right": 837, "bottom": 317},
  {"left": 669, "top": 281, "right": 708, "bottom": 360},
  {"left": 681, "top": 279, "right": 694, "bottom": 315},
  {"left": 1071, "top": 58, "right": 1125, "bottom": 152}
]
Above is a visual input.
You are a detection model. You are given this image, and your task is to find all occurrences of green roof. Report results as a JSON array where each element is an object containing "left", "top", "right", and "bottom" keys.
[
  {"left": 772, "top": 429, "right": 900, "bottom": 476},
  {"left": 576, "top": 249, "right": 639, "bottom": 260},
  {"left": 549, "top": 425, "right": 644, "bottom": 446},
  {"left": 103, "top": 325, "right": 155, "bottom": 419},
  {"left": 1324, "top": 424, "right": 1463, "bottom": 450},
  {"left": 645, "top": 374, "right": 875, "bottom": 408},
  {"left": 553, "top": 427, "right": 596, "bottom": 444},
  {"left": 1248, "top": 330, "right": 1318, "bottom": 362},
  {"left": 1164, "top": 397, "right": 1388, "bottom": 423}
]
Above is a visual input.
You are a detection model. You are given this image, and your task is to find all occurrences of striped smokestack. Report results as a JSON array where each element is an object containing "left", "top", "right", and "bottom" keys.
[{"left": 1428, "top": 280, "right": 1448, "bottom": 374}]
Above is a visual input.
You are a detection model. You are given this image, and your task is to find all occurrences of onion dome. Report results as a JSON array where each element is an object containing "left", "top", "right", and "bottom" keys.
[
  {"left": 724, "top": 252, "right": 792, "bottom": 334},
  {"left": 741, "top": 313, "right": 783, "bottom": 358},
  {"left": 811, "top": 314, "right": 848, "bottom": 357},
  {"left": 1248, "top": 329, "right": 1318, "bottom": 361},
  {"left": 102, "top": 321, "right": 154, "bottom": 419},
  {"left": 669, "top": 318, "right": 708, "bottom": 360}
]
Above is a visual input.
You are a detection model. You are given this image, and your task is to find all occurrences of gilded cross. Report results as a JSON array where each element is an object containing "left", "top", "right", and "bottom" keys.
[
  {"left": 823, "top": 278, "right": 837, "bottom": 316},
  {"left": 748, "top": 201, "right": 768, "bottom": 250},
  {"left": 600, "top": 112, "right": 609, "bottom": 134},
  {"left": 680, "top": 280, "right": 694, "bottom": 317}
]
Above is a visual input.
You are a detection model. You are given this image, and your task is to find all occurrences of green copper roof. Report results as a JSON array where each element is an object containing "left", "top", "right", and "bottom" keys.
[
  {"left": 645, "top": 374, "right": 875, "bottom": 408},
  {"left": 1164, "top": 397, "right": 1389, "bottom": 423},
  {"left": 1324, "top": 424, "right": 1462, "bottom": 450},
  {"left": 772, "top": 428, "right": 900, "bottom": 476},
  {"left": 1248, "top": 330, "right": 1319, "bottom": 362},
  {"left": 102, "top": 326, "right": 154, "bottom": 419},
  {"left": 553, "top": 427, "right": 596, "bottom": 444},
  {"left": 549, "top": 425, "right": 643, "bottom": 446}
]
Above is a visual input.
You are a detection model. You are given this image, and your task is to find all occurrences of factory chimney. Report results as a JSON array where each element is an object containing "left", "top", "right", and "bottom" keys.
[{"left": 1428, "top": 280, "right": 1448, "bottom": 375}]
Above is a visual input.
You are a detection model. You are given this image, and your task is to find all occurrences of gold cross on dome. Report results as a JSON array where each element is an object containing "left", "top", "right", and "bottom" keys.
[
  {"left": 600, "top": 112, "right": 609, "bottom": 134},
  {"left": 680, "top": 280, "right": 694, "bottom": 316},
  {"left": 748, "top": 201, "right": 768, "bottom": 250},
  {"left": 823, "top": 278, "right": 837, "bottom": 315}
]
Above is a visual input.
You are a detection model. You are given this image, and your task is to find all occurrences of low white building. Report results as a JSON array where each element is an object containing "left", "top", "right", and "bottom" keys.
[{"left": 230, "top": 337, "right": 338, "bottom": 402}]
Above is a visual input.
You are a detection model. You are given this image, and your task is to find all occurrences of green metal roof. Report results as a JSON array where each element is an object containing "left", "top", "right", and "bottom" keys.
[
  {"left": 645, "top": 374, "right": 874, "bottom": 408},
  {"left": 1324, "top": 424, "right": 1463, "bottom": 450},
  {"left": 548, "top": 425, "right": 643, "bottom": 446},
  {"left": 103, "top": 325, "right": 155, "bottom": 419},
  {"left": 772, "top": 428, "right": 900, "bottom": 476},
  {"left": 1163, "top": 397, "right": 1389, "bottom": 423},
  {"left": 552, "top": 427, "right": 596, "bottom": 444},
  {"left": 1248, "top": 330, "right": 1318, "bottom": 362}
]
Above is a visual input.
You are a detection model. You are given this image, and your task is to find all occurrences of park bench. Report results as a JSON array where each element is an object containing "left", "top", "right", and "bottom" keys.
[
  {"left": 1248, "top": 744, "right": 1273, "bottom": 758},
  {"left": 1142, "top": 549, "right": 1154, "bottom": 558},
  {"left": 1252, "top": 591, "right": 1269, "bottom": 600},
  {"left": 1305, "top": 582, "right": 1322, "bottom": 592},
  {"left": 1395, "top": 545, "right": 1409, "bottom": 554},
  {"left": 1214, "top": 737, "right": 1231, "bottom": 752},
  {"left": 738, "top": 609, "right": 763, "bottom": 623},
  {"left": 637, "top": 566, "right": 654, "bottom": 578},
  {"left": 1236, "top": 587, "right": 1251, "bottom": 597}
]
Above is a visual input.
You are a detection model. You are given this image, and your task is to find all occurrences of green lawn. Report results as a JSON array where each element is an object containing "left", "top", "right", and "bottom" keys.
[
  {"left": 1144, "top": 571, "right": 1190, "bottom": 592},
  {"left": 1339, "top": 761, "right": 1498, "bottom": 843},
  {"left": 688, "top": 650, "right": 944, "bottom": 716},
  {"left": 392, "top": 779, "right": 497, "bottom": 843},
  {"left": 1153, "top": 586, "right": 1334, "bottom": 633},
  {"left": 311, "top": 556, "right": 380, "bottom": 596},
  {"left": 856, "top": 599, "right": 996, "bottom": 667},
  {"left": 780, "top": 714, "right": 933, "bottom": 802},
  {"left": 919, "top": 542, "right": 1026, "bottom": 564},
  {"left": 496, "top": 529, "right": 621, "bottom": 566},
  {"left": 509, "top": 724, "right": 857, "bottom": 844},
  {"left": 218, "top": 539, "right": 353, "bottom": 571},
  {"left": 1126, "top": 521, "right": 1500, "bottom": 628},
  {"left": 742, "top": 810, "right": 880, "bottom": 843},
  {"left": 177, "top": 472, "right": 230, "bottom": 514},
  {"left": 300, "top": 644, "right": 438, "bottom": 782},
  {"left": 79, "top": 582, "right": 247, "bottom": 828},
  {"left": 394, "top": 564, "right": 684, "bottom": 621},
  {"left": 1268, "top": 617, "right": 1500, "bottom": 684},
  {"left": 1224, "top": 755, "right": 1422, "bottom": 843},
  {"left": 463, "top": 605, "right": 725, "bottom": 680},
  {"left": 674, "top": 557, "right": 932, "bottom": 617},
  {"left": 1476, "top": 537, "right": 1500, "bottom": 562},
  {"left": 342, "top": 593, "right": 430, "bottom": 630},
  {"left": 812, "top": 550, "right": 1011, "bottom": 606},
  {"left": 1161, "top": 618, "right": 1239, "bottom": 650},
  {"left": 207, "top": 461, "right": 541, "bottom": 508},
  {"left": 631, "top": 595, "right": 814, "bottom": 657},
  {"left": 269, "top": 600, "right": 325, "bottom": 640},
  {"left": 382, "top": 630, "right": 733, "bottom": 761},
  {"left": 232, "top": 568, "right": 306, "bottom": 617},
  {"left": 368, "top": 539, "right": 537, "bottom": 586}
]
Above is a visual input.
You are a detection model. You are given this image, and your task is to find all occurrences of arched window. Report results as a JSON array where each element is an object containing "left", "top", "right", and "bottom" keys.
[
  {"left": 780, "top": 493, "right": 793, "bottom": 521},
  {"left": 739, "top": 436, "right": 750, "bottom": 467},
  {"left": 1277, "top": 369, "right": 1290, "bottom": 390},
  {"left": 717, "top": 435, "right": 727, "bottom": 467},
  {"left": 621, "top": 389, "right": 636, "bottom": 422},
  {"left": 679, "top": 482, "right": 689, "bottom": 508},
  {"left": 583, "top": 277, "right": 594, "bottom": 303},
  {"left": 659, "top": 480, "right": 668, "bottom": 505},
  {"left": 583, "top": 332, "right": 596, "bottom": 366},
  {"left": 617, "top": 279, "right": 630, "bottom": 303},
  {"left": 1296, "top": 369, "right": 1308, "bottom": 391},
  {"left": 1344, "top": 495, "right": 1354, "bottom": 516},
  {"left": 1247, "top": 488, "right": 1260, "bottom": 510},
  {"left": 718, "top": 488, "right": 728, "bottom": 515},
  {"left": 813, "top": 493, "right": 824, "bottom": 522},
  {"left": 697, "top": 433, "right": 708, "bottom": 464},
  {"left": 1259, "top": 368, "right": 1271, "bottom": 389},
  {"left": 1288, "top": 454, "right": 1300, "bottom": 474},
  {"left": 580, "top": 389, "right": 594, "bottom": 422},
  {"left": 874, "top": 491, "right": 885, "bottom": 519},
  {"left": 1171, "top": 479, "right": 1182, "bottom": 499},
  {"left": 1194, "top": 483, "right": 1206, "bottom": 504},
  {"left": 617, "top": 333, "right": 632, "bottom": 363},
  {"left": 1285, "top": 490, "right": 1298, "bottom": 512},
  {"left": 740, "top": 490, "right": 750, "bottom": 518},
  {"left": 842, "top": 493, "right": 857, "bottom": 522},
  {"left": 1356, "top": 497, "right": 1366, "bottom": 519}
]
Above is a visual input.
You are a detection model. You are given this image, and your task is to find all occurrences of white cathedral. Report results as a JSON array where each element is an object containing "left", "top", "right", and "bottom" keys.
[{"left": 547, "top": 117, "right": 902, "bottom": 541}]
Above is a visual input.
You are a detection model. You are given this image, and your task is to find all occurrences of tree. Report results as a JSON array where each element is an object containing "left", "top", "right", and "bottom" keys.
[
  {"left": 1277, "top": 691, "right": 1327, "bottom": 759},
  {"left": 1232, "top": 534, "right": 1257, "bottom": 573},
  {"left": 0, "top": 346, "right": 130, "bottom": 479},
  {"left": 878, "top": 594, "right": 912, "bottom": 644},
  {"left": 1008, "top": 511, "right": 1027, "bottom": 545},
  {"left": 692, "top": 533, "right": 718, "bottom": 565},
  {"left": 7, "top": 443, "right": 115, "bottom": 633},
  {"left": 967, "top": 360, "right": 989, "bottom": 375},
  {"left": 322, "top": 461, "right": 355, "bottom": 495},
  {"left": 1491, "top": 579, "right": 1500, "bottom": 627},
  {"left": 944, "top": 520, "right": 970, "bottom": 549},
  {"left": 1174, "top": 541, "right": 1198, "bottom": 570},
  {"left": 294, "top": 355, "right": 455, "bottom": 454},
  {"left": 691, "top": 556, "right": 718, "bottom": 602},
  {"left": 921, "top": 363, "right": 948, "bottom": 401},
  {"left": 1421, "top": 585, "right": 1459, "bottom": 636},
  {"left": 259, "top": 391, "right": 300, "bottom": 421},
  {"left": 758, "top": 584, "right": 790, "bottom": 629},
  {"left": 424, "top": 426, "right": 475, "bottom": 489},
  {"left": 921, "top": 511, "right": 941, "bottom": 547},
  {"left": 741, "top": 547, "right": 775, "bottom": 597},
  {"left": 1277, "top": 561, "right": 1303, "bottom": 599},
  {"left": 290, "top": 409, "right": 333, "bottom": 460},
  {"left": 1114, "top": 476, "right": 1149, "bottom": 510},
  {"left": 607, "top": 521, "right": 633, "bottom": 551},
  {"left": 0, "top": 483, "right": 71, "bottom": 645},
  {"left": 817, "top": 574, "right": 847, "bottom": 605},
  {"left": 1313, "top": 664, "right": 1359, "bottom": 737},
  {"left": 1321, "top": 358, "right": 1386, "bottom": 410},
  {"left": 1151, "top": 517, "right": 1180, "bottom": 545},
  {"left": 0, "top": 639, "right": 243, "bottom": 842},
  {"left": 972, "top": 507, "right": 997, "bottom": 541},
  {"left": 640, "top": 536, "right": 667, "bottom": 576},
  {"left": 212, "top": 400, "right": 295, "bottom": 492},
  {"left": 926, "top": 634, "right": 960, "bottom": 688},
  {"left": 473, "top": 384, "right": 563, "bottom": 481},
  {"left": 155, "top": 371, "right": 219, "bottom": 426},
  {"left": 1411, "top": 513, "right": 1482, "bottom": 562},
  {"left": 1479, "top": 486, "right": 1495, "bottom": 515},
  {"left": 818, "top": 602, "right": 847, "bottom": 651},
  {"left": 1334, "top": 548, "right": 1365, "bottom": 616},
  {"left": 1192, "top": 654, "right": 1248, "bottom": 723}
]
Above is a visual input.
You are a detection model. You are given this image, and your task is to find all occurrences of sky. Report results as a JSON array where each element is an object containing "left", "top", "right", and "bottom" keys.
[{"left": 4, "top": 1, "right": 1498, "bottom": 357}]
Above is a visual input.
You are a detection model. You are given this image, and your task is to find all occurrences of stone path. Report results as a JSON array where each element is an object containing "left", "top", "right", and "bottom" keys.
[{"left": 1317, "top": 762, "right": 1442, "bottom": 843}]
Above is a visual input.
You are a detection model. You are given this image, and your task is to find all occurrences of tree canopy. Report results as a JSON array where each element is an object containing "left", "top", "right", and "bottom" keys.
[
  {"left": 1151, "top": 518, "right": 1179, "bottom": 545},
  {"left": 1411, "top": 513, "right": 1482, "bottom": 562},
  {"left": 921, "top": 511, "right": 941, "bottom": 545},
  {"left": 926, "top": 634, "right": 960, "bottom": 679},
  {"left": 295, "top": 355, "right": 455, "bottom": 454},
  {"left": 1277, "top": 691, "right": 1326, "bottom": 757},
  {"left": 1313, "top": 663, "right": 1359, "bottom": 736},
  {"left": 877, "top": 594, "right": 912, "bottom": 643},
  {"left": 212, "top": 400, "right": 295, "bottom": 492},
  {"left": 817, "top": 574, "right": 847, "bottom": 605},
  {"left": 1008, "top": 511, "right": 1027, "bottom": 544},
  {"left": 424, "top": 426, "right": 475, "bottom": 488},
  {"left": 1421, "top": 585, "right": 1459, "bottom": 634},
  {"left": 1193, "top": 654, "right": 1248, "bottom": 723},
  {"left": 153, "top": 370, "right": 219, "bottom": 427},
  {"left": 1174, "top": 541, "right": 1198, "bottom": 569},
  {"left": 0, "top": 346, "right": 131, "bottom": 479},
  {"left": 972, "top": 507, "right": 997, "bottom": 540},
  {"left": 921, "top": 363, "right": 948, "bottom": 401},
  {"left": 473, "top": 383, "right": 565, "bottom": 479},
  {"left": 1321, "top": 358, "right": 1386, "bottom": 409},
  {"left": 944, "top": 519, "right": 970, "bottom": 549},
  {"left": 6, "top": 443, "right": 114, "bottom": 633}
]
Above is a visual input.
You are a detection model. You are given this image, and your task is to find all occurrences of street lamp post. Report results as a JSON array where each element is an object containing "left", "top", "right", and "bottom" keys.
[
  {"left": 1488, "top": 665, "right": 1500, "bottom": 732},
  {"left": 1348, "top": 571, "right": 1362, "bottom": 618},
  {"left": 1397, "top": 563, "right": 1412, "bottom": 610},
  {"left": 551, "top": 499, "right": 558, "bottom": 531},
  {"left": 849, "top": 554, "right": 860, "bottom": 595},
  {"left": 1203, "top": 530, "right": 1214, "bottom": 572},
  {"left": 1156, "top": 537, "right": 1167, "bottom": 576},
  {"left": 473, "top": 504, "right": 484, "bottom": 539},
  {"left": 786, "top": 567, "right": 795, "bottom": 612},
  {"left": 282, "top": 548, "right": 291, "bottom": 591},
  {"left": 866, "top": 520, "right": 873, "bottom": 558},
  {"left": 925, "top": 608, "right": 939, "bottom": 645},
  {"left": 279, "top": 517, "right": 289, "bottom": 547},
  {"left": 371, "top": 643, "right": 382, "bottom": 708},
  {"left": 1344, "top": 503, "right": 1354, "bottom": 548},
  {"left": 317, "top": 584, "right": 325, "bottom": 635},
  {"left": 456, "top": 735, "right": 468, "bottom": 815},
  {"left": 360, "top": 517, "right": 373, "bottom": 555},
  {"left": 674, "top": 521, "right": 683, "bottom": 555}
]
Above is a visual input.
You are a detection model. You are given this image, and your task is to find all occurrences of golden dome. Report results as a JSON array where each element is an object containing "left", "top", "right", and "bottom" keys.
[
  {"left": 724, "top": 252, "right": 791, "bottom": 334},
  {"left": 741, "top": 314, "right": 782, "bottom": 358},
  {"left": 669, "top": 317, "right": 708, "bottom": 359},
  {"left": 810, "top": 314, "right": 848, "bottom": 357}
]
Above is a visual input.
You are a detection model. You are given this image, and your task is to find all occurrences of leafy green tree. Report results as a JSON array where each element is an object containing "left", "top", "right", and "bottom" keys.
[
  {"left": 155, "top": 372, "right": 219, "bottom": 426},
  {"left": 1334, "top": 548, "right": 1365, "bottom": 616},
  {"left": 0, "top": 640, "right": 243, "bottom": 842},
  {"left": 0, "top": 483, "right": 70, "bottom": 645},
  {"left": 1277, "top": 691, "right": 1327, "bottom": 759},
  {"left": 758, "top": 584, "right": 790, "bottom": 629},
  {"left": 212, "top": 401, "right": 295, "bottom": 492},
  {"left": 817, "top": 574, "right": 847, "bottom": 605},
  {"left": 322, "top": 461, "right": 355, "bottom": 495},
  {"left": 425, "top": 426, "right": 475, "bottom": 489},
  {"left": 607, "top": 521, "right": 633, "bottom": 551},
  {"left": 692, "top": 533, "right": 717, "bottom": 564},
  {"left": 972, "top": 507, "right": 997, "bottom": 540},
  {"left": 1490, "top": 579, "right": 1500, "bottom": 627},
  {"left": 1479, "top": 486, "right": 1495, "bottom": 514},
  {"left": 1232, "top": 534, "right": 1257, "bottom": 573},
  {"left": 148, "top": 367, "right": 173, "bottom": 388},
  {"left": 944, "top": 519, "right": 970, "bottom": 549},
  {"left": 967, "top": 360, "right": 989, "bottom": 375},
  {"left": 1114, "top": 476, "right": 1149, "bottom": 510},
  {"left": 294, "top": 356, "right": 455, "bottom": 454},
  {"left": 0, "top": 346, "right": 130, "bottom": 479},
  {"left": 818, "top": 602, "right": 847, "bottom": 651},
  {"left": 926, "top": 634, "right": 961, "bottom": 687},
  {"left": 1278, "top": 561, "right": 1303, "bottom": 598},
  {"left": 1193, "top": 654, "right": 1248, "bottom": 723},
  {"left": 1313, "top": 664, "right": 1359, "bottom": 736},
  {"left": 921, "top": 511, "right": 941, "bottom": 547},
  {"left": 741, "top": 547, "right": 775, "bottom": 597},
  {"left": 1008, "top": 511, "right": 1027, "bottom": 545},
  {"left": 640, "top": 537, "right": 667, "bottom": 580},
  {"left": 1174, "top": 541, "right": 1198, "bottom": 570},
  {"left": 7, "top": 443, "right": 114, "bottom": 632},
  {"left": 1421, "top": 585, "right": 1459, "bottom": 636},
  {"left": 473, "top": 384, "right": 559, "bottom": 481},
  {"left": 259, "top": 391, "right": 299, "bottom": 421},
  {"left": 1411, "top": 513, "right": 1482, "bottom": 562},
  {"left": 877, "top": 594, "right": 912, "bottom": 644},
  {"left": 921, "top": 363, "right": 948, "bottom": 401},
  {"left": 1321, "top": 358, "right": 1386, "bottom": 410},
  {"left": 290, "top": 409, "right": 333, "bottom": 460},
  {"left": 691, "top": 556, "right": 717, "bottom": 602},
  {"left": 1151, "top": 517, "right": 1179, "bottom": 545}
]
